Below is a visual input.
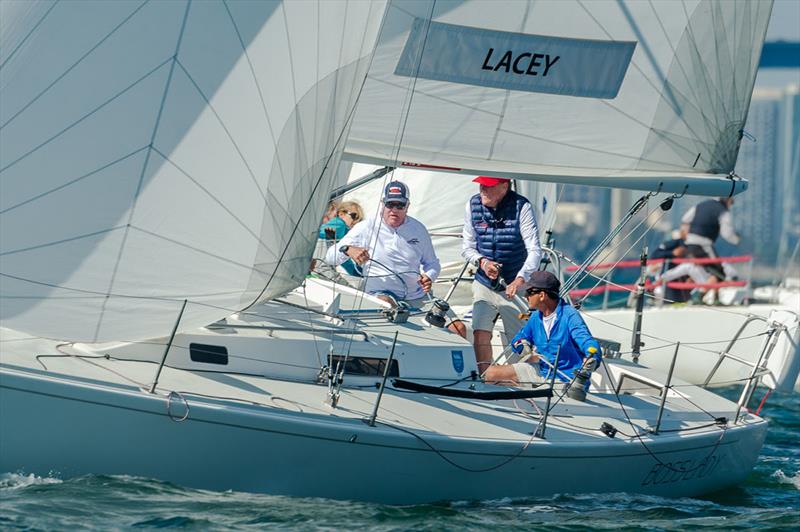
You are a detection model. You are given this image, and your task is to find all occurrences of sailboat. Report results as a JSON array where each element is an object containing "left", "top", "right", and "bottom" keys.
[{"left": 0, "top": 0, "right": 777, "bottom": 503}]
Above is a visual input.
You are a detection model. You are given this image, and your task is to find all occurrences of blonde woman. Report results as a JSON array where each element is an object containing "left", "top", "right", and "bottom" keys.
[
  {"left": 317, "top": 201, "right": 364, "bottom": 277},
  {"left": 319, "top": 200, "right": 363, "bottom": 240}
]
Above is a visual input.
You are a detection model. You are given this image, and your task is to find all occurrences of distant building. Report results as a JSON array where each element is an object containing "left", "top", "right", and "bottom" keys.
[
  {"left": 734, "top": 85, "right": 800, "bottom": 267},
  {"left": 554, "top": 85, "right": 799, "bottom": 270},
  {"left": 554, "top": 185, "right": 611, "bottom": 260}
]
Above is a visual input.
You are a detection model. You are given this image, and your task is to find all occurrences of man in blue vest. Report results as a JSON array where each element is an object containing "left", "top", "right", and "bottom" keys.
[
  {"left": 681, "top": 197, "right": 740, "bottom": 281},
  {"left": 461, "top": 176, "right": 542, "bottom": 372},
  {"left": 484, "top": 271, "right": 601, "bottom": 386}
]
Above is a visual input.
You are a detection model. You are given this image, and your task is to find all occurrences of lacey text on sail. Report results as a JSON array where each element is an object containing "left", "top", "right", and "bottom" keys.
[{"left": 481, "top": 48, "right": 560, "bottom": 76}]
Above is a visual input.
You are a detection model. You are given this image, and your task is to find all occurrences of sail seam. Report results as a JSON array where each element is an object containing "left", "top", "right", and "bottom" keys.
[
  {"left": 0, "top": 0, "right": 150, "bottom": 132},
  {"left": 0, "top": 57, "right": 172, "bottom": 175},
  {"left": 172, "top": 59, "right": 267, "bottom": 202},
  {"left": 496, "top": 127, "right": 705, "bottom": 170},
  {"left": 678, "top": 0, "right": 724, "bottom": 135},
  {"left": 599, "top": 99, "right": 715, "bottom": 164},
  {"left": 128, "top": 225, "right": 272, "bottom": 274},
  {"left": 280, "top": 1, "right": 309, "bottom": 203},
  {"left": 0, "top": 225, "right": 127, "bottom": 257},
  {"left": 710, "top": 2, "right": 730, "bottom": 125},
  {"left": 0, "top": 271, "right": 261, "bottom": 303},
  {"left": 648, "top": 1, "right": 718, "bottom": 154},
  {"left": 0, "top": 0, "right": 59, "bottom": 71},
  {"left": 0, "top": 146, "right": 149, "bottom": 215},
  {"left": 222, "top": 0, "right": 288, "bottom": 205},
  {"left": 578, "top": 0, "right": 714, "bottom": 161},
  {"left": 148, "top": 146, "right": 278, "bottom": 254},
  {"left": 364, "top": 76, "right": 503, "bottom": 117},
  {"left": 94, "top": 0, "right": 192, "bottom": 343}
]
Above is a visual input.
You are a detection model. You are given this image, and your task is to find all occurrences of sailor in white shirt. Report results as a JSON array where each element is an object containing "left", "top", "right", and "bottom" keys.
[{"left": 325, "top": 181, "right": 441, "bottom": 307}]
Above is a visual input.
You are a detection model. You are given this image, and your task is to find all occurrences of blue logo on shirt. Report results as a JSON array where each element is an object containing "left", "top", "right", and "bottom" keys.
[
  {"left": 407, "top": 238, "right": 420, "bottom": 245},
  {"left": 451, "top": 350, "right": 464, "bottom": 374}
]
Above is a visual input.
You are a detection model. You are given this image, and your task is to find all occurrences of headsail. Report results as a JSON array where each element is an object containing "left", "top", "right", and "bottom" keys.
[
  {"left": 0, "top": 0, "right": 386, "bottom": 342},
  {"left": 344, "top": 0, "right": 772, "bottom": 196}
]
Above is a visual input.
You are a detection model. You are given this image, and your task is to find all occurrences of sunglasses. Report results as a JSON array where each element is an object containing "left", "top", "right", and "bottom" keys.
[
  {"left": 525, "top": 288, "right": 544, "bottom": 296},
  {"left": 343, "top": 211, "right": 359, "bottom": 220},
  {"left": 384, "top": 202, "right": 407, "bottom": 210}
]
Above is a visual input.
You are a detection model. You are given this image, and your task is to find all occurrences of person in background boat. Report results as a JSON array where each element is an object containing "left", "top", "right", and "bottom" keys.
[
  {"left": 650, "top": 234, "right": 712, "bottom": 304},
  {"left": 680, "top": 197, "right": 740, "bottom": 303},
  {"left": 318, "top": 201, "right": 364, "bottom": 277},
  {"left": 325, "top": 181, "right": 440, "bottom": 308},
  {"left": 484, "top": 271, "right": 601, "bottom": 386},
  {"left": 461, "top": 176, "right": 542, "bottom": 372}
]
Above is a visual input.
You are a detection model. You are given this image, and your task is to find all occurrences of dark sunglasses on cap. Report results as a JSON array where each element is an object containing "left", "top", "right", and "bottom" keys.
[{"left": 384, "top": 202, "right": 407, "bottom": 210}]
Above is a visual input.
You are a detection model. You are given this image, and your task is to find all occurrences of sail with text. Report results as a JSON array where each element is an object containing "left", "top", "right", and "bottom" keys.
[{"left": 344, "top": 0, "right": 772, "bottom": 196}]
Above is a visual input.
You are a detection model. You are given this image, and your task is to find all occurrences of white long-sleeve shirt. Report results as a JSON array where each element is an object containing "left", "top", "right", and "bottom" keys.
[
  {"left": 325, "top": 215, "right": 440, "bottom": 300},
  {"left": 460, "top": 198, "right": 542, "bottom": 282}
]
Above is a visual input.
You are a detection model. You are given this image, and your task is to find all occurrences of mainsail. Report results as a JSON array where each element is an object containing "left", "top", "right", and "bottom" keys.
[
  {"left": 344, "top": 0, "right": 772, "bottom": 196},
  {"left": 0, "top": 0, "right": 386, "bottom": 342}
]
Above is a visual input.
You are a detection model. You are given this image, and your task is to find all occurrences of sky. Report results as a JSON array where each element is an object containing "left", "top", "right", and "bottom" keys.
[
  {"left": 766, "top": 0, "right": 800, "bottom": 40},
  {"left": 756, "top": 0, "right": 800, "bottom": 88}
]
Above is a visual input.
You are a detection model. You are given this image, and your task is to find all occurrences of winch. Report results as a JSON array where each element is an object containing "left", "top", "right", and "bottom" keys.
[{"left": 424, "top": 298, "right": 451, "bottom": 328}]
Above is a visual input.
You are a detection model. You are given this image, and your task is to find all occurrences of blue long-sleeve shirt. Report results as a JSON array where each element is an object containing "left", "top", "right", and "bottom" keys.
[{"left": 510, "top": 298, "right": 601, "bottom": 383}]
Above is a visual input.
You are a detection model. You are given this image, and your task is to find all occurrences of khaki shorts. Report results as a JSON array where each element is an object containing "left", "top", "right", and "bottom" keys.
[
  {"left": 471, "top": 281, "right": 526, "bottom": 337},
  {"left": 512, "top": 362, "right": 545, "bottom": 383}
]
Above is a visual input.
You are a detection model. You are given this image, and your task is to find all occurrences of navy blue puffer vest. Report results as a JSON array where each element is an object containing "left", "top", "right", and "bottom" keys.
[
  {"left": 470, "top": 191, "right": 529, "bottom": 290},
  {"left": 689, "top": 199, "right": 727, "bottom": 241}
]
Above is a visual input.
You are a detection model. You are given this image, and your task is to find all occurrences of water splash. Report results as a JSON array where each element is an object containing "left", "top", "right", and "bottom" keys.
[
  {"left": 771, "top": 469, "right": 800, "bottom": 489},
  {"left": 0, "top": 472, "right": 62, "bottom": 490}
]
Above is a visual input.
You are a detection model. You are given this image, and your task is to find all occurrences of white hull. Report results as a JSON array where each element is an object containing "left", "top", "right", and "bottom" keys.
[
  {"left": 0, "top": 365, "right": 765, "bottom": 503},
  {"left": 0, "top": 280, "right": 770, "bottom": 503},
  {"left": 583, "top": 304, "right": 800, "bottom": 392}
]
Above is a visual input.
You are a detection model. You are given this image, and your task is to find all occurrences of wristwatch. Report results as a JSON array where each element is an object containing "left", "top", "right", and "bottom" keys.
[{"left": 339, "top": 245, "right": 350, "bottom": 254}]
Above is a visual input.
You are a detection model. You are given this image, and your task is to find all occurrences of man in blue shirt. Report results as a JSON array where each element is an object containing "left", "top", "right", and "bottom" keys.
[{"left": 484, "top": 271, "right": 601, "bottom": 386}]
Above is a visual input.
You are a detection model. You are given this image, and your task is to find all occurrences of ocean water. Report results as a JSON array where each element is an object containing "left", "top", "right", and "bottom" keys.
[{"left": 2, "top": 387, "right": 797, "bottom": 531}]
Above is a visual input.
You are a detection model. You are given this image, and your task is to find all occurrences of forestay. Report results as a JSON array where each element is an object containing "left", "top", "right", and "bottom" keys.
[
  {"left": 344, "top": 0, "right": 772, "bottom": 196},
  {"left": 0, "top": 0, "right": 386, "bottom": 342}
]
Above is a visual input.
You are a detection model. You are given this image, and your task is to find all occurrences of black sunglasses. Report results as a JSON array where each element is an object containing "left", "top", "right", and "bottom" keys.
[
  {"left": 343, "top": 211, "right": 359, "bottom": 220},
  {"left": 384, "top": 202, "right": 407, "bottom": 210},
  {"left": 525, "top": 288, "right": 545, "bottom": 296}
]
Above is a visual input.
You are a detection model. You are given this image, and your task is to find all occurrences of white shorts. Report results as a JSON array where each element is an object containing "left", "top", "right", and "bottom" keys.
[
  {"left": 512, "top": 362, "right": 545, "bottom": 383},
  {"left": 471, "top": 281, "right": 526, "bottom": 336}
]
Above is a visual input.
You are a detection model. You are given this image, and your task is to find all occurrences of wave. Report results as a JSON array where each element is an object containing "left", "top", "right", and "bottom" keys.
[
  {"left": 0, "top": 472, "right": 62, "bottom": 490},
  {"left": 771, "top": 469, "right": 800, "bottom": 489}
]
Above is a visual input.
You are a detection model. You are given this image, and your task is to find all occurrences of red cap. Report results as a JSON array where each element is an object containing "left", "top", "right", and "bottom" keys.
[{"left": 473, "top": 176, "right": 510, "bottom": 186}]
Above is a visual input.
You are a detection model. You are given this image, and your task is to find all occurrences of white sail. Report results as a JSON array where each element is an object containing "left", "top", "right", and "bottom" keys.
[
  {"left": 0, "top": 0, "right": 386, "bottom": 342},
  {"left": 344, "top": 0, "right": 772, "bottom": 196}
]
